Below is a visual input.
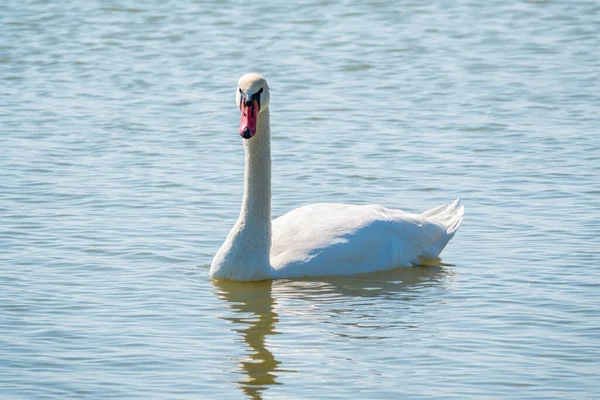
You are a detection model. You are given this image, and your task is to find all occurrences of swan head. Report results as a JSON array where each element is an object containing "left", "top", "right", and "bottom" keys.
[{"left": 237, "top": 73, "right": 270, "bottom": 139}]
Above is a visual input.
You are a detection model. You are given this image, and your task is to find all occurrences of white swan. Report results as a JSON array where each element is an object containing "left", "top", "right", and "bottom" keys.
[{"left": 210, "top": 73, "right": 464, "bottom": 281}]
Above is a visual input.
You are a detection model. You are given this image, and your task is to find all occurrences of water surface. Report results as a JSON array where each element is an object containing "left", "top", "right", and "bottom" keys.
[{"left": 2, "top": 0, "right": 600, "bottom": 398}]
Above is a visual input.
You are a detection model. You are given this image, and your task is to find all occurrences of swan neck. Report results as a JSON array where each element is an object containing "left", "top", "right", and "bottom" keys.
[
  {"left": 209, "top": 109, "right": 273, "bottom": 281},
  {"left": 240, "top": 109, "right": 271, "bottom": 246}
]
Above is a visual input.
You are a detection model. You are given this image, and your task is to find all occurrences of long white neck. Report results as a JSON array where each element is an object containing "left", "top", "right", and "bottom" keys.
[
  {"left": 210, "top": 109, "right": 274, "bottom": 281},
  {"left": 240, "top": 109, "right": 272, "bottom": 245}
]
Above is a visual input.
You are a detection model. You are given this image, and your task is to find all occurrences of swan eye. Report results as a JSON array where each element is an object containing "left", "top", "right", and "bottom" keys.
[{"left": 238, "top": 87, "right": 265, "bottom": 110}]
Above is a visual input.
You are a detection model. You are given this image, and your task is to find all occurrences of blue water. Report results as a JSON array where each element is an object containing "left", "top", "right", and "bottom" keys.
[{"left": 2, "top": 0, "right": 600, "bottom": 398}]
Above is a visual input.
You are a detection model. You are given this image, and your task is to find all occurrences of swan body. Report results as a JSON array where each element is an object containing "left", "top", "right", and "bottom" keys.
[{"left": 210, "top": 73, "right": 464, "bottom": 281}]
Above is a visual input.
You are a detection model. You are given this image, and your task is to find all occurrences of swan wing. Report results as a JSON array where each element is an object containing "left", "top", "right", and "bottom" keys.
[{"left": 270, "top": 202, "right": 462, "bottom": 278}]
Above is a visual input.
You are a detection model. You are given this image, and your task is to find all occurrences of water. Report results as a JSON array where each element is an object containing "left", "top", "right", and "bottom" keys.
[{"left": 2, "top": 0, "right": 600, "bottom": 398}]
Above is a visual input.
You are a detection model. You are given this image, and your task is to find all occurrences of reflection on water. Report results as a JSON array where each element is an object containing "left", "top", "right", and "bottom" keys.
[
  {"left": 212, "top": 280, "right": 280, "bottom": 400},
  {"left": 212, "top": 266, "right": 450, "bottom": 399},
  {"left": 275, "top": 265, "right": 453, "bottom": 300},
  {"left": 3, "top": 0, "right": 599, "bottom": 397}
]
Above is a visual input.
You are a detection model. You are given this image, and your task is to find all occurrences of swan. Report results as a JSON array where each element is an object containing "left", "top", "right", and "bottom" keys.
[{"left": 210, "top": 73, "right": 464, "bottom": 281}]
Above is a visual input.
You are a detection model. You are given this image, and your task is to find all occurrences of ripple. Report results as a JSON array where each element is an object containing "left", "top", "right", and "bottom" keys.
[{"left": 2, "top": 0, "right": 600, "bottom": 398}]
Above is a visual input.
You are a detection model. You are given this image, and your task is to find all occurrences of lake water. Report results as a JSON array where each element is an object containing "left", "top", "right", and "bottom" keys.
[{"left": 2, "top": 0, "right": 600, "bottom": 398}]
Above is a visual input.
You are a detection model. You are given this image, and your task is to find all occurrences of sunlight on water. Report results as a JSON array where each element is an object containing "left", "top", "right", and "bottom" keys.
[{"left": 2, "top": 0, "right": 599, "bottom": 398}]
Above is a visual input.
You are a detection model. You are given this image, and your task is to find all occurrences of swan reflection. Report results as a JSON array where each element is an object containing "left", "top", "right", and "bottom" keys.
[
  {"left": 212, "top": 266, "right": 452, "bottom": 399},
  {"left": 212, "top": 279, "right": 280, "bottom": 400}
]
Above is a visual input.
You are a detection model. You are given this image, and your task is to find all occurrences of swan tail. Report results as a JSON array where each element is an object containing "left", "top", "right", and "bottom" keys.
[
  {"left": 419, "top": 199, "right": 464, "bottom": 261},
  {"left": 421, "top": 199, "right": 464, "bottom": 234}
]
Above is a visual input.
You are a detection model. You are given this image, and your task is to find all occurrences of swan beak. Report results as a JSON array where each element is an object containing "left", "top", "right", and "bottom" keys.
[{"left": 240, "top": 100, "right": 259, "bottom": 139}]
